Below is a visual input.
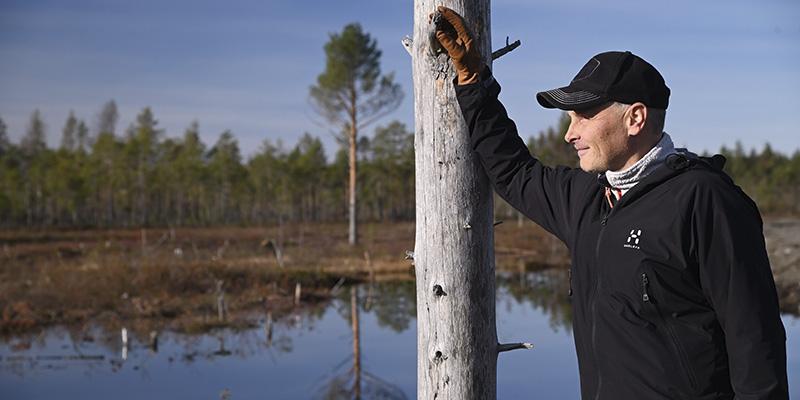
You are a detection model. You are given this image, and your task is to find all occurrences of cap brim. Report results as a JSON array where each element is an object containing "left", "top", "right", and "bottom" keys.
[{"left": 536, "top": 86, "right": 607, "bottom": 111}]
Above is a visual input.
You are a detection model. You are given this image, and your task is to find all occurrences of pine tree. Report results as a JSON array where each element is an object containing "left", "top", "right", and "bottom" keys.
[
  {"left": 21, "top": 109, "right": 47, "bottom": 156},
  {"left": 0, "top": 117, "right": 10, "bottom": 156},
  {"left": 97, "top": 100, "right": 119, "bottom": 136},
  {"left": 309, "top": 23, "right": 404, "bottom": 245},
  {"left": 368, "top": 121, "right": 414, "bottom": 220},
  {"left": 61, "top": 111, "right": 78, "bottom": 151},
  {"left": 208, "top": 130, "right": 246, "bottom": 223},
  {"left": 125, "top": 107, "right": 163, "bottom": 225},
  {"left": 173, "top": 121, "right": 207, "bottom": 225}
]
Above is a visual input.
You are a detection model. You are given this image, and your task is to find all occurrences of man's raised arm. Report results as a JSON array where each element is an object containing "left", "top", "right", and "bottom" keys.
[{"left": 434, "top": 6, "right": 593, "bottom": 242}]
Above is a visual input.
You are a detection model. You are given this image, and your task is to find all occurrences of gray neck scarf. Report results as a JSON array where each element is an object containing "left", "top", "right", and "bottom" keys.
[{"left": 605, "top": 132, "right": 675, "bottom": 194}]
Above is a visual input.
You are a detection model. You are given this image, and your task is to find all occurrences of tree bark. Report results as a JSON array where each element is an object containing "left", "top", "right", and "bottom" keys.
[
  {"left": 412, "top": 1, "right": 497, "bottom": 398},
  {"left": 349, "top": 104, "right": 359, "bottom": 245}
]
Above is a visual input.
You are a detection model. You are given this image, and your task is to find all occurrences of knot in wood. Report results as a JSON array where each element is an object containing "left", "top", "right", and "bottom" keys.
[
  {"left": 433, "top": 350, "right": 447, "bottom": 364},
  {"left": 432, "top": 284, "right": 446, "bottom": 297}
]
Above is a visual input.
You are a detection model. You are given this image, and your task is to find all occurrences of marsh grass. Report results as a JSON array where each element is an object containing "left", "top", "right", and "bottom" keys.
[{"left": 0, "top": 221, "right": 568, "bottom": 335}]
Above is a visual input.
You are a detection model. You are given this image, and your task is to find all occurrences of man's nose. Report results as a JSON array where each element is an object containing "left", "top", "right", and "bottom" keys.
[{"left": 564, "top": 124, "right": 577, "bottom": 143}]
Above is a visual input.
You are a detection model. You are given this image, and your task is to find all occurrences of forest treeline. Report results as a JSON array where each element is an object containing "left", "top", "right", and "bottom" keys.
[
  {"left": 0, "top": 102, "right": 413, "bottom": 228},
  {"left": 0, "top": 106, "right": 797, "bottom": 228}
]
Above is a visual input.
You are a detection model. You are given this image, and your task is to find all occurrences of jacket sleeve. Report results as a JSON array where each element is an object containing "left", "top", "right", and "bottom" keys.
[
  {"left": 692, "top": 176, "right": 788, "bottom": 399},
  {"left": 454, "top": 68, "right": 593, "bottom": 243}
]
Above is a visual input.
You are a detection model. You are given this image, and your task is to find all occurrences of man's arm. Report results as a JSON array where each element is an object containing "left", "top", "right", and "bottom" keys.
[
  {"left": 433, "top": 5, "right": 592, "bottom": 242},
  {"left": 454, "top": 68, "right": 594, "bottom": 242},
  {"left": 693, "top": 177, "right": 789, "bottom": 399}
]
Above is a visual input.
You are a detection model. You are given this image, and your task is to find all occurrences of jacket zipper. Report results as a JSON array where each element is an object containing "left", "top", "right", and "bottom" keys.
[
  {"left": 591, "top": 209, "right": 611, "bottom": 399},
  {"left": 641, "top": 272, "right": 699, "bottom": 391}
]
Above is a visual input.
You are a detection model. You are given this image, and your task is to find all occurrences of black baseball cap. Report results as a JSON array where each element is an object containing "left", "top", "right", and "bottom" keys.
[{"left": 536, "top": 51, "right": 670, "bottom": 111}]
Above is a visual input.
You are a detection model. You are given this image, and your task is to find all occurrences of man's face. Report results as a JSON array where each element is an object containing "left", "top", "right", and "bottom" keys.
[{"left": 564, "top": 103, "right": 631, "bottom": 173}]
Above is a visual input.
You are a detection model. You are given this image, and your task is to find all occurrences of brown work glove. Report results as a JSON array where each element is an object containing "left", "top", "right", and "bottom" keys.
[{"left": 432, "top": 6, "right": 482, "bottom": 85}]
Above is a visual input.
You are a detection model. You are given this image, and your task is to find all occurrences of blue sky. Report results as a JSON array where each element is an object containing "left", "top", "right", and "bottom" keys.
[{"left": 1, "top": 0, "right": 798, "bottom": 158}]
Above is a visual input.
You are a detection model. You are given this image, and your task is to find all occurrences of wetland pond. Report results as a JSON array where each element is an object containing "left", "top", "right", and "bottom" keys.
[{"left": 2, "top": 269, "right": 799, "bottom": 399}]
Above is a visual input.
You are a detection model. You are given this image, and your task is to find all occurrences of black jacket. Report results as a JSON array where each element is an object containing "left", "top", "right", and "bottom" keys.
[{"left": 454, "top": 71, "right": 788, "bottom": 399}]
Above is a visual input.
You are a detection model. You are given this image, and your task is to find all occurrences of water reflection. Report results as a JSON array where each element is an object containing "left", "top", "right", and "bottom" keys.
[
  {"left": 328, "top": 280, "right": 416, "bottom": 334},
  {"left": 0, "top": 269, "right": 583, "bottom": 378},
  {"left": 497, "top": 265, "right": 573, "bottom": 332},
  {"left": 314, "top": 286, "right": 408, "bottom": 400},
  {"left": 0, "top": 269, "right": 574, "bottom": 399},
  {"left": 1, "top": 268, "right": 798, "bottom": 399}
]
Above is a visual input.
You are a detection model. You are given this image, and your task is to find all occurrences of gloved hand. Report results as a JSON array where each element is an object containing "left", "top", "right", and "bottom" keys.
[{"left": 431, "top": 6, "right": 482, "bottom": 85}]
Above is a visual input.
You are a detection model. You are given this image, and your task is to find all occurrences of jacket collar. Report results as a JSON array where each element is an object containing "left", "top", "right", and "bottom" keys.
[
  {"left": 604, "top": 132, "right": 675, "bottom": 191},
  {"left": 596, "top": 150, "right": 727, "bottom": 209}
]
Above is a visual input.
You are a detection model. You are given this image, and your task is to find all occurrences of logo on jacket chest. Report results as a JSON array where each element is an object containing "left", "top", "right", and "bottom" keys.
[{"left": 624, "top": 229, "right": 642, "bottom": 250}]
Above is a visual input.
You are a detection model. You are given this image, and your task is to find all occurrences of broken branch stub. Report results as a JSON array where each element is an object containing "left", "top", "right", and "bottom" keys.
[
  {"left": 491, "top": 36, "right": 521, "bottom": 60},
  {"left": 497, "top": 342, "right": 534, "bottom": 353}
]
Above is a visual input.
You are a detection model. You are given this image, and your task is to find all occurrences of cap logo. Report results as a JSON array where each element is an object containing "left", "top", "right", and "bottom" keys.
[{"left": 571, "top": 58, "right": 600, "bottom": 83}]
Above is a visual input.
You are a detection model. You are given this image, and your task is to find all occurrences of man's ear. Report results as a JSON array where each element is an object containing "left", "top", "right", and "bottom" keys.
[{"left": 625, "top": 102, "right": 647, "bottom": 137}]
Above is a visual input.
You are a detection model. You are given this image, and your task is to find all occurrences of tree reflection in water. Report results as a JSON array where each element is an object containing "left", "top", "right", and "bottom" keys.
[
  {"left": 314, "top": 286, "right": 408, "bottom": 400},
  {"left": 497, "top": 263, "right": 573, "bottom": 332},
  {"left": 3, "top": 268, "right": 799, "bottom": 398},
  {"left": 0, "top": 268, "right": 571, "bottom": 392}
]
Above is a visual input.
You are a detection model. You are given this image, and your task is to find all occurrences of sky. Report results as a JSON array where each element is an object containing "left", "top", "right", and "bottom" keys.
[{"left": 1, "top": 0, "right": 798, "bottom": 159}]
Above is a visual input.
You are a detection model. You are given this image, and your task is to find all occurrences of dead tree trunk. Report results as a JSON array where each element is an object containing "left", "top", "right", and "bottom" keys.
[{"left": 412, "top": 1, "right": 497, "bottom": 398}]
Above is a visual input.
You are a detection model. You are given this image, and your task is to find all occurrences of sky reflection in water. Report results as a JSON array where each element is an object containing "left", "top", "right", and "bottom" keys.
[{"left": 1, "top": 269, "right": 798, "bottom": 399}]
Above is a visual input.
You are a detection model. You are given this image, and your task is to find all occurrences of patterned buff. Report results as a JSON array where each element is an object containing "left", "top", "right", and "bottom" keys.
[{"left": 605, "top": 132, "right": 676, "bottom": 198}]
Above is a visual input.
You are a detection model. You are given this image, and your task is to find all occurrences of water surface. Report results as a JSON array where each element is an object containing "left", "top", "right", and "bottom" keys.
[{"left": 2, "top": 269, "right": 798, "bottom": 399}]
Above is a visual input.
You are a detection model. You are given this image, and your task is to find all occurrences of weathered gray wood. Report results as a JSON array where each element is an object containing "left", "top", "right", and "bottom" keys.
[
  {"left": 216, "top": 280, "right": 226, "bottom": 322},
  {"left": 412, "top": 1, "right": 497, "bottom": 398}
]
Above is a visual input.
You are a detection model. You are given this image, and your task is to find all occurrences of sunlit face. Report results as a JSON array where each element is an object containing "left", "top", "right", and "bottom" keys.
[{"left": 564, "top": 103, "right": 631, "bottom": 173}]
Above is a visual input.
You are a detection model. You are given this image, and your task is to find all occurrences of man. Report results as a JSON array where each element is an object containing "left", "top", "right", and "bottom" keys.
[{"left": 433, "top": 6, "right": 788, "bottom": 399}]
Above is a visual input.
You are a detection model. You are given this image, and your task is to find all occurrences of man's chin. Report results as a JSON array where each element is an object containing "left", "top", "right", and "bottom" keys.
[{"left": 578, "top": 161, "right": 605, "bottom": 174}]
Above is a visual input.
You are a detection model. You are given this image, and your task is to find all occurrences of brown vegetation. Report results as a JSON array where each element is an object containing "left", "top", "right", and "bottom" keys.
[
  {"left": 764, "top": 219, "right": 800, "bottom": 315},
  {"left": 0, "top": 221, "right": 568, "bottom": 336},
  {"left": 3, "top": 219, "right": 795, "bottom": 336}
]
